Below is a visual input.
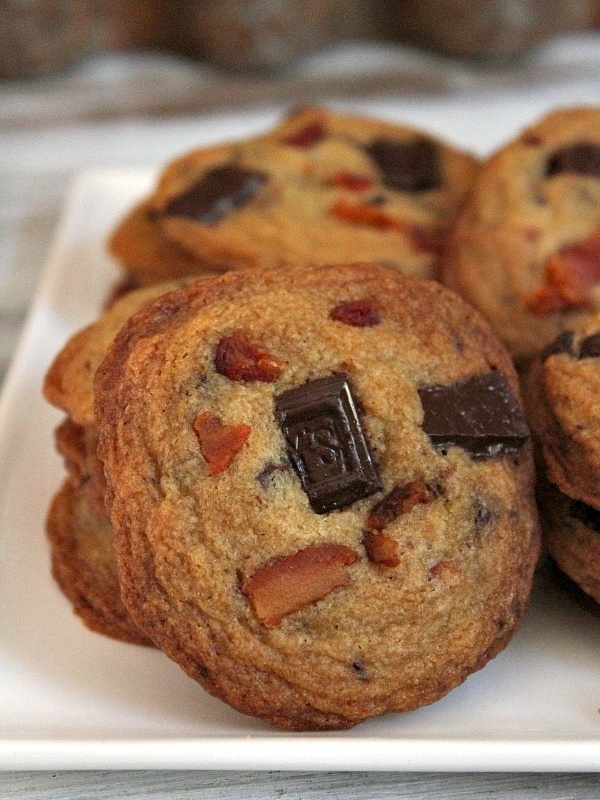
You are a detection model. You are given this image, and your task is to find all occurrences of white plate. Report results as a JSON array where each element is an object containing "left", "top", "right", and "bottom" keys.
[{"left": 1, "top": 98, "right": 600, "bottom": 772}]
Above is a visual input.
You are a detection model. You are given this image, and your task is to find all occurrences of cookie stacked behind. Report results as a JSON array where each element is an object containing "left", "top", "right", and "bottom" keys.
[
  {"left": 442, "top": 106, "right": 600, "bottom": 365},
  {"left": 525, "top": 316, "right": 600, "bottom": 604},
  {"left": 109, "top": 105, "right": 478, "bottom": 288},
  {"left": 94, "top": 262, "right": 540, "bottom": 731},
  {"left": 43, "top": 279, "right": 203, "bottom": 644}
]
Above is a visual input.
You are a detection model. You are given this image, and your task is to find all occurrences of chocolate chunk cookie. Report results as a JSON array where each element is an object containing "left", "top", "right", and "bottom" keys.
[
  {"left": 95, "top": 262, "right": 539, "bottom": 731},
  {"left": 43, "top": 280, "right": 204, "bottom": 641},
  {"left": 46, "top": 480, "right": 154, "bottom": 645},
  {"left": 108, "top": 200, "right": 226, "bottom": 289},
  {"left": 525, "top": 313, "right": 600, "bottom": 509},
  {"left": 538, "top": 482, "right": 600, "bottom": 606},
  {"left": 523, "top": 313, "right": 600, "bottom": 603},
  {"left": 442, "top": 106, "right": 600, "bottom": 363},
  {"left": 145, "top": 106, "right": 477, "bottom": 280}
]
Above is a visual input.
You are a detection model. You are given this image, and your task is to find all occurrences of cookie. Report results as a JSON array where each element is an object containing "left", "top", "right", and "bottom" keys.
[
  {"left": 148, "top": 105, "right": 478, "bottom": 280},
  {"left": 539, "top": 482, "right": 600, "bottom": 605},
  {"left": 44, "top": 279, "right": 202, "bottom": 428},
  {"left": 95, "top": 262, "right": 540, "bottom": 731},
  {"left": 525, "top": 313, "right": 600, "bottom": 509},
  {"left": 443, "top": 106, "right": 600, "bottom": 363},
  {"left": 43, "top": 280, "right": 204, "bottom": 641},
  {"left": 46, "top": 480, "right": 154, "bottom": 645},
  {"left": 108, "top": 200, "right": 225, "bottom": 288}
]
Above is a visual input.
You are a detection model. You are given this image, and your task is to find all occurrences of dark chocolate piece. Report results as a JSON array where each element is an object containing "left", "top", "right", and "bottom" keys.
[
  {"left": 569, "top": 499, "right": 600, "bottom": 533},
  {"left": 418, "top": 372, "right": 530, "bottom": 459},
  {"left": 545, "top": 143, "right": 600, "bottom": 178},
  {"left": 275, "top": 373, "right": 381, "bottom": 514},
  {"left": 541, "top": 330, "right": 574, "bottom": 362},
  {"left": 256, "top": 462, "right": 289, "bottom": 489},
  {"left": 365, "top": 138, "right": 441, "bottom": 191},
  {"left": 579, "top": 333, "right": 600, "bottom": 359},
  {"left": 162, "top": 164, "right": 267, "bottom": 224},
  {"left": 473, "top": 499, "right": 494, "bottom": 535}
]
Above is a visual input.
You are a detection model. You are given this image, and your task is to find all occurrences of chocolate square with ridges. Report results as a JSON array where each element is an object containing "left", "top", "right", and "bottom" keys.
[
  {"left": 275, "top": 373, "right": 381, "bottom": 514},
  {"left": 418, "top": 372, "right": 530, "bottom": 459}
]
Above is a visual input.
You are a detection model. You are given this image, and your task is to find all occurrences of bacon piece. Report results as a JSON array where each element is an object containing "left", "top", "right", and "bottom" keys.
[
  {"left": 329, "top": 172, "right": 374, "bottom": 192},
  {"left": 527, "top": 230, "right": 600, "bottom": 314},
  {"left": 242, "top": 544, "right": 358, "bottom": 627},
  {"left": 193, "top": 411, "right": 251, "bottom": 476},
  {"left": 329, "top": 298, "right": 381, "bottom": 327},
  {"left": 329, "top": 198, "right": 442, "bottom": 253},
  {"left": 214, "top": 330, "right": 284, "bottom": 382},
  {"left": 405, "top": 223, "right": 445, "bottom": 255},
  {"left": 282, "top": 120, "right": 326, "bottom": 148},
  {"left": 367, "top": 481, "right": 437, "bottom": 532},
  {"left": 363, "top": 530, "right": 399, "bottom": 567}
]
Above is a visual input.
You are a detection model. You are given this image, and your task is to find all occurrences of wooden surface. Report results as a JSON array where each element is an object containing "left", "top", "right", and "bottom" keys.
[
  {"left": 0, "top": 771, "right": 598, "bottom": 799},
  {"left": 1, "top": 44, "right": 599, "bottom": 797}
]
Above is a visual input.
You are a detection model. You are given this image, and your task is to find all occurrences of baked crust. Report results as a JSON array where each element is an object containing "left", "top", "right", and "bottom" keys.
[{"left": 95, "top": 262, "right": 540, "bottom": 730}]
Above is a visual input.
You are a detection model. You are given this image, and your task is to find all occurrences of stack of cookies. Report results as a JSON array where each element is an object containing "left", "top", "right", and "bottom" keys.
[
  {"left": 525, "top": 319, "right": 600, "bottom": 604},
  {"left": 43, "top": 104, "right": 572, "bottom": 731},
  {"left": 441, "top": 106, "right": 600, "bottom": 606}
]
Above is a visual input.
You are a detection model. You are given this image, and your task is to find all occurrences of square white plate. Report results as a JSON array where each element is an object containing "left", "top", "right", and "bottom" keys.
[{"left": 1, "top": 98, "right": 600, "bottom": 772}]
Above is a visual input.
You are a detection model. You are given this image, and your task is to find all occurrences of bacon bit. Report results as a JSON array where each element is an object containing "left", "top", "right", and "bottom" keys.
[
  {"left": 523, "top": 227, "right": 542, "bottom": 244},
  {"left": 329, "top": 172, "right": 374, "bottom": 192},
  {"left": 526, "top": 230, "right": 600, "bottom": 314},
  {"left": 406, "top": 224, "right": 445, "bottom": 254},
  {"left": 193, "top": 411, "right": 251, "bottom": 476},
  {"left": 282, "top": 120, "right": 326, "bottom": 148},
  {"left": 242, "top": 544, "right": 358, "bottom": 627},
  {"left": 363, "top": 530, "right": 399, "bottom": 567},
  {"left": 428, "top": 559, "right": 460, "bottom": 585},
  {"left": 367, "top": 481, "right": 437, "bottom": 532},
  {"left": 329, "top": 298, "right": 381, "bottom": 327},
  {"left": 329, "top": 198, "right": 442, "bottom": 253},
  {"left": 214, "top": 330, "right": 284, "bottom": 382}
]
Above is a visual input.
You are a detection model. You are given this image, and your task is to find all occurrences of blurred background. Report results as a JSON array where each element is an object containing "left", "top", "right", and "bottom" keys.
[{"left": 2, "top": 0, "right": 600, "bottom": 78}]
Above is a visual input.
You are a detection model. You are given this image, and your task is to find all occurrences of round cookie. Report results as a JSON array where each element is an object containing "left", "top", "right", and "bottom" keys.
[
  {"left": 149, "top": 105, "right": 478, "bottom": 280},
  {"left": 442, "top": 106, "right": 600, "bottom": 363},
  {"left": 43, "top": 280, "right": 209, "bottom": 642},
  {"left": 46, "top": 480, "right": 154, "bottom": 645},
  {"left": 108, "top": 200, "right": 226, "bottom": 288},
  {"left": 539, "top": 482, "right": 600, "bottom": 605},
  {"left": 44, "top": 279, "right": 206, "bottom": 428},
  {"left": 95, "top": 262, "right": 540, "bottom": 731},
  {"left": 525, "top": 313, "right": 600, "bottom": 509}
]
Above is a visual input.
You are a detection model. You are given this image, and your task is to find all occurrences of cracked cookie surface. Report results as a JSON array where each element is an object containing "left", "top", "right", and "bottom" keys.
[{"left": 94, "top": 262, "right": 539, "bottom": 730}]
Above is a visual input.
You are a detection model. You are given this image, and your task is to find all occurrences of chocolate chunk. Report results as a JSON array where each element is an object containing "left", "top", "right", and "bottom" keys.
[
  {"left": 162, "top": 164, "right": 267, "bottom": 224},
  {"left": 546, "top": 143, "right": 600, "bottom": 178},
  {"left": 473, "top": 500, "right": 493, "bottom": 533},
  {"left": 569, "top": 499, "right": 600, "bottom": 533},
  {"left": 257, "top": 462, "right": 289, "bottom": 489},
  {"left": 579, "top": 333, "right": 600, "bottom": 359},
  {"left": 418, "top": 372, "right": 530, "bottom": 459},
  {"left": 365, "top": 138, "right": 441, "bottom": 191},
  {"left": 541, "top": 330, "right": 574, "bottom": 362},
  {"left": 275, "top": 373, "right": 381, "bottom": 514},
  {"left": 351, "top": 660, "right": 370, "bottom": 681}
]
